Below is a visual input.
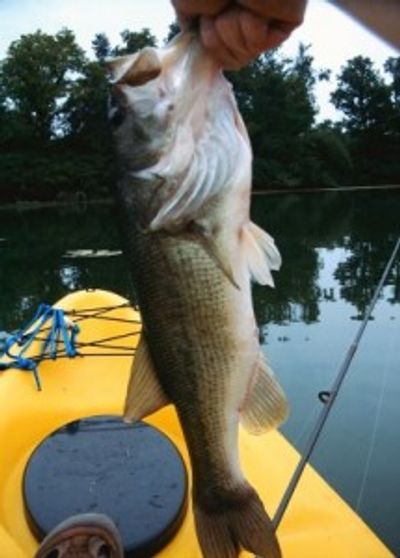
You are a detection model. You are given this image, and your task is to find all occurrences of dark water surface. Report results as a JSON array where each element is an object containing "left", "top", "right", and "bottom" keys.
[{"left": 1, "top": 191, "right": 399, "bottom": 554}]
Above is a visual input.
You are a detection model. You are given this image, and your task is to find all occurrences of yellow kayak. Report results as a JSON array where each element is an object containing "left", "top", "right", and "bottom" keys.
[{"left": 0, "top": 289, "right": 393, "bottom": 558}]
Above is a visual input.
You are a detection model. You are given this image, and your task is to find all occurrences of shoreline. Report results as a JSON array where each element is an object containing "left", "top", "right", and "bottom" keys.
[
  {"left": 0, "top": 198, "right": 113, "bottom": 212},
  {"left": 0, "top": 185, "right": 399, "bottom": 210},
  {"left": 252, "top": 184, "right": 400, "bottom": 195}
]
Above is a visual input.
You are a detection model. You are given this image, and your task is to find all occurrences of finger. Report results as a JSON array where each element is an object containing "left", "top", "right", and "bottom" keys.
[
  {"left": 265, "top": 20, "right": 295, "bottom": 49},
  {"left": 238, "top": 0, "right": 306, "bottom": 28},
  {"left": 239, "top": 10, "right": 269, "bottom": 54},
  {"left": 200, "top": 16, "right": 245, "bottom": 70},
  {"left": 214, "top": 8, "right": 251, "bottom": 59},
  {"left": 172, "top": 0, "right": 230, "bottom": 18},
  {"left": 239, "top": 10, "right": 291, "bottom": 54}
]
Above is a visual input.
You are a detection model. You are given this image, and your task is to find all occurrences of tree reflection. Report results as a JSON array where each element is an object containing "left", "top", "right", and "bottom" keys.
[
  {"left": 388, "top": 260, "right": 400, "bottom": 304},
  {"left": 251, "top": 191, "right": 400, "bottom": 328},
  {"left": 0, "top": 204, "right": 131, "bottom": 331},
  {"left": 335, "top": 235, "right": 400, "bottom": 317},
  {"left": 0, "top": 192, "right": 398, "bottom": 333},
  {"left": 253, "top": 239, "right": 321, "bottom": 326},
  {"left": 333, "top": 192, "right": 399, "bottom": 316}
]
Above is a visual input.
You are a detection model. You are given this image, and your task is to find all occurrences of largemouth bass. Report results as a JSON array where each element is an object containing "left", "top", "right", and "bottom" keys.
[{"left": 108, "top": 32, "right": 288, "bottom": 558}]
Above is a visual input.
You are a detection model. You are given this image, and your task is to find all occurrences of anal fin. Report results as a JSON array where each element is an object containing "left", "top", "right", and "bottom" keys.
[
  {"left": 240, "top": 351, "right": 289, "bottom": 435},
  {"left": 123, "top": 335, "right": 170, "bottom": 423}
]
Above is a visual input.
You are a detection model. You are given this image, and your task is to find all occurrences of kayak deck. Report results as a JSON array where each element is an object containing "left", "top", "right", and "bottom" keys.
[{"left": 0, "top": 289, "right": 393, "bottom": 557}]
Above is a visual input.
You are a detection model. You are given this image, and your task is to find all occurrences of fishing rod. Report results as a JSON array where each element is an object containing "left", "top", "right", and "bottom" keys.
[{"left": 272, "top": 235, "right": 400, "bottom": 530}]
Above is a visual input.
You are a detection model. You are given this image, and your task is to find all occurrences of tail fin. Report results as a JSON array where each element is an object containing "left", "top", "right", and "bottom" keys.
[{"left": 193, "top": 484, "right": 281, "bottom": 558}]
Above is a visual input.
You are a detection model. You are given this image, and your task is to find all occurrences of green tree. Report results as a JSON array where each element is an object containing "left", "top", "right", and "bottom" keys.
[
  {"left": 384, "top": 56, "right": 400, "bottom": 134},
  {"left": 331, "top": 56, "right": 400, "bottom": 185},
  {"left": 165, "top": 21, "right": 181, "bottom": 43},
  {"left": 0, "top": 27, "right": 162, "bottom": 202},
  {"left": 0, "top": 29, "right": 86, "bottom": 142},
  {"left": 113, "top": 28, "right": 157, "bottom": 56},
  {"left": 228, "top": 45, "right": 343, "bottom": 188},
  {"left": 62, "top": 58, "right": 114, "bottom": 197},
  {"left": 297, "top": 125, "right": 353, "bottom": 187},
  {"left": 64, "top": 61, "right": 109, "bottom": 140},
  {"left": 331, "top": 56, "right": 393, "bottom": 135},
  {"left": 385, "top": 57, "right": 400, "bottom": 104},
  {"left": 92, "top": 32, "right": 112, "bottom": 62}
]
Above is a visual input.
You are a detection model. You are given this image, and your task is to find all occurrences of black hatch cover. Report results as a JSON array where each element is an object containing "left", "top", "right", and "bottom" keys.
[{"left": 23, "top": 415, "right": 188, "bottom": 557}]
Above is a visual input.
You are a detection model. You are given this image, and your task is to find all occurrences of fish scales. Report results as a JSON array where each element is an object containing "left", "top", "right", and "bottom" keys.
[
  {"left": 120, "top": 193, "right": 238, "bottom": 450},
  {"left": 133, "top": 234, "right": 245, "bottom": 477},
  {"left": 109, "top": 32, "right": 288, "bottom": 558}
]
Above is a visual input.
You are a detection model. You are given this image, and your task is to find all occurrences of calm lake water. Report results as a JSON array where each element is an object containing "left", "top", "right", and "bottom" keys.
[{"left": 1, "top": 191, "right": 399, "bottom": 554}]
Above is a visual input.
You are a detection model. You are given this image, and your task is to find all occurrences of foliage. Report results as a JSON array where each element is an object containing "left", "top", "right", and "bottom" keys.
[
  {"left": 384, "top": 57, "right": 400, "bottom": 133},
  {"left": 228, "top": 45, "right": 346, "bottom": 188},
  {"left": 0, "top": 28, "right": 156, "bottom": 202},
  {"left": 0, "top": 29, "right": 86, "bottom": 142},
  {"left": 165, "top": 22, "right": 181, "bottom": 43},
  {"left": 331, "top": 56, "right": 394, "bottom": 134},
  {"left": 331, "top": 55, "right": 400, "bottom": 185},
  {"left": 92, "top": 33, "right": 112, "bottom": 62},
  {"left": 112, "top": 29, "right": 157, "bottom": 56}
]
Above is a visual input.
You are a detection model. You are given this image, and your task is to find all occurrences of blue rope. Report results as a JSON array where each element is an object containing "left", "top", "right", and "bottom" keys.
[{"left": 0, "top": 304, "right": 80, "bottom": 391}]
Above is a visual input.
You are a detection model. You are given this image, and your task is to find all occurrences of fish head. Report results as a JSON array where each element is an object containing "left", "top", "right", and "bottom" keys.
[
  {"left": 107, "top": 33, "right": 252, "bottom": 229},
  {"left": 107, "top": 33, "right": 210, "bottom": 170},
  {"left": 107, "top": 45, "right": 170, "bottom": 173}
]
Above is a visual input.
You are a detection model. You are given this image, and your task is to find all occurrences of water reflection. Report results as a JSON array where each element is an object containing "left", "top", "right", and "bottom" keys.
[
  {"left": 251, "top": 192, "right": 400, "bottom": 328},
  {"left": 0, "top": 203, "right": 132, "bottom": 331},
  {"left": 59, "top": 264, "right": 82, "bottom": 291},
  {"left": 335, "top": 237, "right": 400, "bottom": 317},
  {"left": 252, "top": 191, "right": 399, "bottom": 555},
  {"left": 1, "top": 193, "right": 398, "bottom": 333}
]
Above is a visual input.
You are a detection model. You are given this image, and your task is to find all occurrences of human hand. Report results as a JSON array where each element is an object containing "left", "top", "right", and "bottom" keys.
[{"left": 172, "top": 0, "right": 307, "bottom": 70}]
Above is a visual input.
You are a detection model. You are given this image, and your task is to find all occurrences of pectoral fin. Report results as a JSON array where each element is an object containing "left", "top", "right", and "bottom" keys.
[
  {"left": 123, "top": 335, "right": 169, "bottom": 422},
  {"left": 240, "top": 351, "right": 289, "bottom": 435},
  {"left": 242, "top": 221, "right": 281, "bottom": 286}
]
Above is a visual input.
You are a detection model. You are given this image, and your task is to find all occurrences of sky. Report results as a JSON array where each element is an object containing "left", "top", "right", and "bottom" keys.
[{"left": 0, "top": 0, "right": 398, "bottom": 121}]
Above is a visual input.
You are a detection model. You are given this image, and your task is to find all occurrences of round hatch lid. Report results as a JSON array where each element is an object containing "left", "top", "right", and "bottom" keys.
[{"left": 23, "top": 415, "right": 188, "bottom": 557}]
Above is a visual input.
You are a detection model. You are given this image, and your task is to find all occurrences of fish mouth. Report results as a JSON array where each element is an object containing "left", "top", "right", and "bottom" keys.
[
  {"left": 107, "top": 31, "right": 219, "bottom": 99},
  {"left": 106, "top": 33, "right": 202, "bottom": 130}
]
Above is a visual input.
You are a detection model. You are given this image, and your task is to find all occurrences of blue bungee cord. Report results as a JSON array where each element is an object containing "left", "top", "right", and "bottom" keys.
[{"left": 0, "top": 304, "right": 80, "bottom": 391}]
